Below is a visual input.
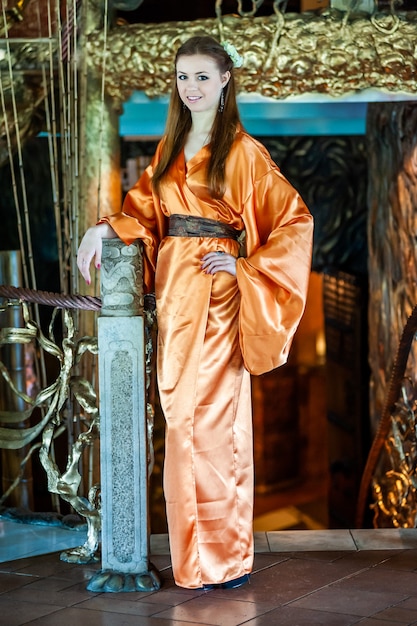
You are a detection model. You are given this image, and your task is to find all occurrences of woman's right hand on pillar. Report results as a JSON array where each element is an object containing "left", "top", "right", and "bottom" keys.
[{"left": 77, "top": 222, "right": 116, "bottom": 285}]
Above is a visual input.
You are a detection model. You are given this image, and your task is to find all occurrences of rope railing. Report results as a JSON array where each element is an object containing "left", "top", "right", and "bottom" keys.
[{"left": 0, "top": 284, "right": 101, "bottom": 311}]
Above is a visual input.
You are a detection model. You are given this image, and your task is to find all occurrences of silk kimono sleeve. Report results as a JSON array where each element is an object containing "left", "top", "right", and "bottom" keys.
[
  {"left": 237, "top": 167, "right": 313, "bottom": 376},
  {"left": 99, "top": 141, "right": 167, "bottom": 293}
]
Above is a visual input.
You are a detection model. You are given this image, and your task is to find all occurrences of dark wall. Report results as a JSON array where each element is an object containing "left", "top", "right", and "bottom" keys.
[{"left": 0, "top": 137, "right": 59, "bottom": 293}]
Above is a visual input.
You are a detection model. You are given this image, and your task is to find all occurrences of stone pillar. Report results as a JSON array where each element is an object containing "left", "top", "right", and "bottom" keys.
[{"left": 87, "top": 238, "right": 161, "bottom": 593}]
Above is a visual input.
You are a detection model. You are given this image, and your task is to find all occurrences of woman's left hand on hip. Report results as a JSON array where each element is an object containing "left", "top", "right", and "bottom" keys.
[{"left": 201, "top": 251, "right": 237, "bottom": 277}]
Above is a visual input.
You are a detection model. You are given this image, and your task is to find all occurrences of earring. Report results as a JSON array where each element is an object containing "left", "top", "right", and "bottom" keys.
[
  {"left": 182, "top": 102, "right": 187, "bottom": 112},
  {"left": 219, "top": 88, "right": 224, "bottom": 113}
]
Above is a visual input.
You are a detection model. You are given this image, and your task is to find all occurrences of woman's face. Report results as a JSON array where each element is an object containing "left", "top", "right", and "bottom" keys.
[{"left": 176, "top": 54, "right": 230, "bottom": 114}]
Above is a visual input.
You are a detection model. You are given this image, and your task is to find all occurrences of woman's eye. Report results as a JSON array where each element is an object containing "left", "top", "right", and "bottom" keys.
[
  {"left": 198, "top": 75, "right": 208, "bottom": 81},
  {"left": 178, "top": 75, "right": 187, "bottom": 80}
]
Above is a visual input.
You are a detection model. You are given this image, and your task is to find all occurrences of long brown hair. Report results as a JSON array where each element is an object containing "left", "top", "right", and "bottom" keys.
[{"left": 152, "top": 35, "right": 242, "bottom": 198}]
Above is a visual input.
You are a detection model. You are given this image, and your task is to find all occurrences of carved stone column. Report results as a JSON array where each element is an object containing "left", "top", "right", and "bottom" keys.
[{"left": 87, "top": 238, "right": 161, "bottom": 592}]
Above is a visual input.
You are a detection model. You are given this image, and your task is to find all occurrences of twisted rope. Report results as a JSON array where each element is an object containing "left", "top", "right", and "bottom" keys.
[{"left": 0, "top": 285, "right": 101, "bottom": 311}]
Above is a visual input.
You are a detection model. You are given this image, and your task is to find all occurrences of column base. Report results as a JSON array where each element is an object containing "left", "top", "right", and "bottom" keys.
[{"left": 87, "top": 564, "right": 162, "bottom": 592}]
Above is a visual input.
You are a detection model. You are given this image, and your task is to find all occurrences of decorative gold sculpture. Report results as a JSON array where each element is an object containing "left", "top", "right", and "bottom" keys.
[
  {"left": 0, "top": 299, "right": 101, "bottom": 560},
  {"left": 85, "top": 10, "right": 417, "bottom": 102}
]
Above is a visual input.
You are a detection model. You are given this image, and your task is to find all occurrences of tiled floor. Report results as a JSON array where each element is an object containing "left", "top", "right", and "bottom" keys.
[{"left": 2, "top": 520, "right": 417, "bottom": 625}]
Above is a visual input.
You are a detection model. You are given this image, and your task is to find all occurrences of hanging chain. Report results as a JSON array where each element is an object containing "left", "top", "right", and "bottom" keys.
[
  {"left": 265, "top": 0, "right": 286, "bottom": 70},
  {"left": 215, "top": 0, "right": 266, "bottom": 41},
  {"left": 371, "top": 0, "right": 400, "bottom": 35},
  {"left": 215, "top": 0, "right": 225, "bottom": 41},
  {"left": 215, "top": 0, "right": 287, "bottom": 70},
  {"left": 341, "top": 0, "right": 400, "bottom": 36},
  {"left": 215, "top": 0, "right": 265, "bottom": 19},
  {"left": 236, "top": 0, "right": 265, "bottom": 17}
]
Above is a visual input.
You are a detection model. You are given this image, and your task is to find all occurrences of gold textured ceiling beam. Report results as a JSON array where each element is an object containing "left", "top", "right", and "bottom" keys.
[{"left": 85, "top": 11, "right": 417, "bottom": 102}]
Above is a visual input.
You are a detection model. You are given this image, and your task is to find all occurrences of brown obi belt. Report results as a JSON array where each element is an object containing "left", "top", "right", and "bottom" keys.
[{"left": 168, "top": 214, "right": 241, "bottom": 241}]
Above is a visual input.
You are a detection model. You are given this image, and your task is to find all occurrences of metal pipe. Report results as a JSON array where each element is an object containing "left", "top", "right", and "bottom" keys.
[{"left": 0, "top": 250, "right": 34, "bottom": 510}]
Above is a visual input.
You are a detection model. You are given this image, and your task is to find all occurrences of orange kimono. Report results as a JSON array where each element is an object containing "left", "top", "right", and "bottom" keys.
[{"left": 103, "top": 130, "right": 313, "bottom": 589}]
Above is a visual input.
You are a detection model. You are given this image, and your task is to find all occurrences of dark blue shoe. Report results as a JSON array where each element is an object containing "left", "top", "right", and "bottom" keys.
[
  {"left": 221, "top": 574, "right": 250, "bottom": 589},
  {"left": 195, "top": 583, "right": 217, "bottom": 591}
]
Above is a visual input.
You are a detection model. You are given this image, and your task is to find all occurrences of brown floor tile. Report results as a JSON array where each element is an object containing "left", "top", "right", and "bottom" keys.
[
  {"left": 289, "top": 551, "right": 358, "bottom": 563},
  {"left": 336, "top": 550, "right": 409, "bottom": 570},
  {"left": 3, "top": 578, "right": 98, "bottom": 606},
  {"left": 289, "top": 587, "right": 408, "bottom": 617},
  {"left": 153, "top": 594, "right": 264, "bottom": 626},
  {"left": 333, "top": 567, "right": 417, "bottom": 597},
  {"left": 26, "top": 606, "right": 204, "bottom": 625},
  {"left": 233, "top": 556, "right": 363, "bottom": 606},
  {"left": 12, "top": 553, "right": 99, "bottom": 582},
  {"left": 296, "top": 550, "right": 401, "bottom": 567},
  {"left": 205, "top": 583, "right": 283, "bottom": 611},
  {"left": 0, "top": 571, "right": 39, "bottom": 593},
  {"left": 358, "top": 617, "right": 417, "bottom": 626},
  {"left": 74, "top": 594, "right": 173, "bottom": 617},
  {"left": 253, "top": 553, "right": 290, "bottom": 571},
  {"left": 243, "top": 605, "right": 360, "bottom": 625},
  {"left": 370, "top": 606, "right": 417, "bottom": 623},
  {"left": 375, "top": 549, "right": 417, "bottom": 572},
  {"left": 15, "top": 576, "right": 82, "bottom": 592},
  {"left": 140, "top": 587, "right": 201, "bottom": 605},
  {"left": 2, "top": 551, "right": 78, "bottom": 570},
  {"left": 0, "top": 599, "right": 62, "bottom": 626},
  {"left": 352, "top": 617, "right": 404, "bottom": 626},
  {"left": 400, "top": 598, "right": 417, "bottom": 611}
]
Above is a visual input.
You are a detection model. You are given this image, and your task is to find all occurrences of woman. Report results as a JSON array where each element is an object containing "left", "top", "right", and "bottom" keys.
[{"left": 77, "top": 35, "right": 313, "bottom": 590}]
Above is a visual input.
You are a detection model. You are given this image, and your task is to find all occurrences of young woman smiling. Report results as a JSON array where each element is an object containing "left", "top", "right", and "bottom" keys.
[{"left": 77, "top": 35, "right": 313, "bottom": 591}]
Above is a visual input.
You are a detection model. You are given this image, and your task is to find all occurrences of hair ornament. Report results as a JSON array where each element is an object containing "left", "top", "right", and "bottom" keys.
[{"left": 221, "top": 41, "right": 243, "bottom": 68}]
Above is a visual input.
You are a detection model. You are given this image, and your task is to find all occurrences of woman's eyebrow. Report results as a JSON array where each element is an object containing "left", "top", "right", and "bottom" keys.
[{"left": 176, "top": 70, "right": 210, "bottom": 75}]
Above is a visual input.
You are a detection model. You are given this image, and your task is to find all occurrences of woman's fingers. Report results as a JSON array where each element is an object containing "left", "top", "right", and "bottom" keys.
[
  {"left": 201, "top": 251, "right": 237, "bottom": 277},
  {"left": 77, "top": 227, "right": 104, "bottom": 284},
  {"left": 77, "top": 253, "right": 93, "bottom": 285},
  {"left": 77, "top": 256, "right": 93, "bottom": 284}
]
